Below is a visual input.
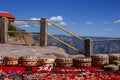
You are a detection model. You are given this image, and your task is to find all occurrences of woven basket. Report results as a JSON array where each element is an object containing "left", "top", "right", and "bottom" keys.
[
  {"left": 19, "top": 56, "right": 38, "bottom": 66},
  {"left": 73, "top": 57, "right": 92, "bottom": 67},
  {"left": 0, "top": 61, "right": 4, "bottom": 65},
  {"left": 5, "top": 60, "right": 18, "bottom": 66},
  {"left": 55, "top": 58, "right": 72, "bottom": 67},
  {"left": 91, "top": 54, "right": 109, "bottom": 61},
  {"left": 55, "top": 63, "right": 72, "bottom": 67},
  {"left": 5, "top": 56, "right": 19, "bottom": 61},
  {"left": 0, "top": 56, "right": 4, "bottom": 61},
  {"left": 20, "top": 62, "right": 37, "bottom": 66},
  {"left": 38, "top": 58, "right": 55, "bottom": 67},
  {"left": 5, "top": 56, "right": 19, "bottom": 66},
  {"left": 91, "top": 54, "right": 109, "bottom": 66},
  {"left": 0, "top": 56, "right": 4, "bottom": 65},
  {"left": 92, "top": 60, "right": 109, "bottom": 66},
  {"left": 55, "top": 58, "right": 72, "bottom": 63},
  {"left": 109, "top": 54, "right": 120, "bottom": 63},
  {"left": 20, "top": 56, "right": 38, "bottom": 62},
  {"left": 73, "top": 57, "right": 92, "bottom": 63},
  {"left": 103, "top": 64, "right": 119, "bottom": 71}
]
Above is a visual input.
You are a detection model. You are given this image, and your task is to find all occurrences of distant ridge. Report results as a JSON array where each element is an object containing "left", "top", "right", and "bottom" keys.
[{"left": 46, "top": 35, "right": 120, "bottom": 54}]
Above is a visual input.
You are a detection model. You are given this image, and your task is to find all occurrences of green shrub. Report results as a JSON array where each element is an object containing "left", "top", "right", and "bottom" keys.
[{"left": 8, "top": 25, "right": 17, "bottom": 37}]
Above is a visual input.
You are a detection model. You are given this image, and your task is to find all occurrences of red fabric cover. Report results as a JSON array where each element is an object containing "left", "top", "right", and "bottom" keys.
[{"left": 0, "top": 66, "right": 120, "bottom": 80}]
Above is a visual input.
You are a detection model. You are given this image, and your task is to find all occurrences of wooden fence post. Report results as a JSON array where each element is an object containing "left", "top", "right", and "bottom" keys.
[
  {"left": 0, "top": 17, "right": 8, "bottom": 43},
  {"left": 84, "top": 39, "right": 93, "bottom": 57},
  {"left": 40, "top": 18, "right": 48, "bottom": 46}
]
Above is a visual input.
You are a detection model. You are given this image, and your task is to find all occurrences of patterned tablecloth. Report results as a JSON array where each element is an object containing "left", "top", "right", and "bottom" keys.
[{"left": 0, "top": 66, "right": 120, "bottom": 80}]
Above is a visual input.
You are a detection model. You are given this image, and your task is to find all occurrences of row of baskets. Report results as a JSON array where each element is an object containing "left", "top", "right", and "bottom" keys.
[{"left": 0, "top": 54, "right": 120, "bottom": 67}]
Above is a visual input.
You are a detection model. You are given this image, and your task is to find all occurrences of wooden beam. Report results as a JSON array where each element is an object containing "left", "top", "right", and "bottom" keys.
[
  {"left": 92, "top": 39, "right": 120, "bottom": 42},
  {"left": 47, "top": 33, "right": 79, "bottom": 52},
  {"left": 7, "top": 31, "right": 40, "bottom": 34},
  {"left": 84, "top": 39, "right": 93, "bottom": 57},
  {"left": 0, "top": 17, "right": 8, "bottom": 43},
  {"left": 40, "top": 18, "right": 48, "bottom": 46},
  {"left": 9, "top": 19, "right": 41, "bottom": 22}
]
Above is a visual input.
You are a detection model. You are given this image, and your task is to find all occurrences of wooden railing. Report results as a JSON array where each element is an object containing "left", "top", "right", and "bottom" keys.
[
  {"left": 92, "top": 39, "right": 120, "bottom": 42},
  {"left": 87, "top": 39, "right": 120, "bottom": 57},
  {"left": 7, "top": 31, "right": 40, "bottom": 34},
  {"left": 47, "top": 33, "right": 79, "bottom": 52},
  {"left": 47, "top": 20, "right": 84, "bottom": 41},
  {"left": 47, "top": 19, "right": 84, "bottom": 53},
  {"left": 0, "top": 17, "right": 120, "bottom": 57}
]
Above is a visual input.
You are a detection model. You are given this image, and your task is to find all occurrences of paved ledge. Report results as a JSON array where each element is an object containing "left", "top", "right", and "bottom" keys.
[{"left": 0, "top": 44, "right": 69, "bottom": 58}]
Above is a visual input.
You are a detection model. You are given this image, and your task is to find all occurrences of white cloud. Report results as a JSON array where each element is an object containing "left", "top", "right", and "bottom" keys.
[
  {"left": 114, "top": 20, "right": 120, "bottom": 23},
  {"left": 104, "top": 28, "right": 116, "bottom": 31},
  {"left": 49, "top": 16, "right": 63, "bottom": 22},
  {"left": 30, "top": 17, "right": 41, "bottom": 20},
  {"left": 85, "top": 21, "right": 94, "bottom": 24},
  {"left": 58, "top": 21, "right": 66, "bottom": 26},
  {"left": 49, "top": 16, "right": 66, "bottom": 26}
]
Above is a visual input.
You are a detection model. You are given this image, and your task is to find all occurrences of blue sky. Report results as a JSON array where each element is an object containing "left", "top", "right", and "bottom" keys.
[{"left": 0, "top": 0, "right": 120, "bottom": 37}]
